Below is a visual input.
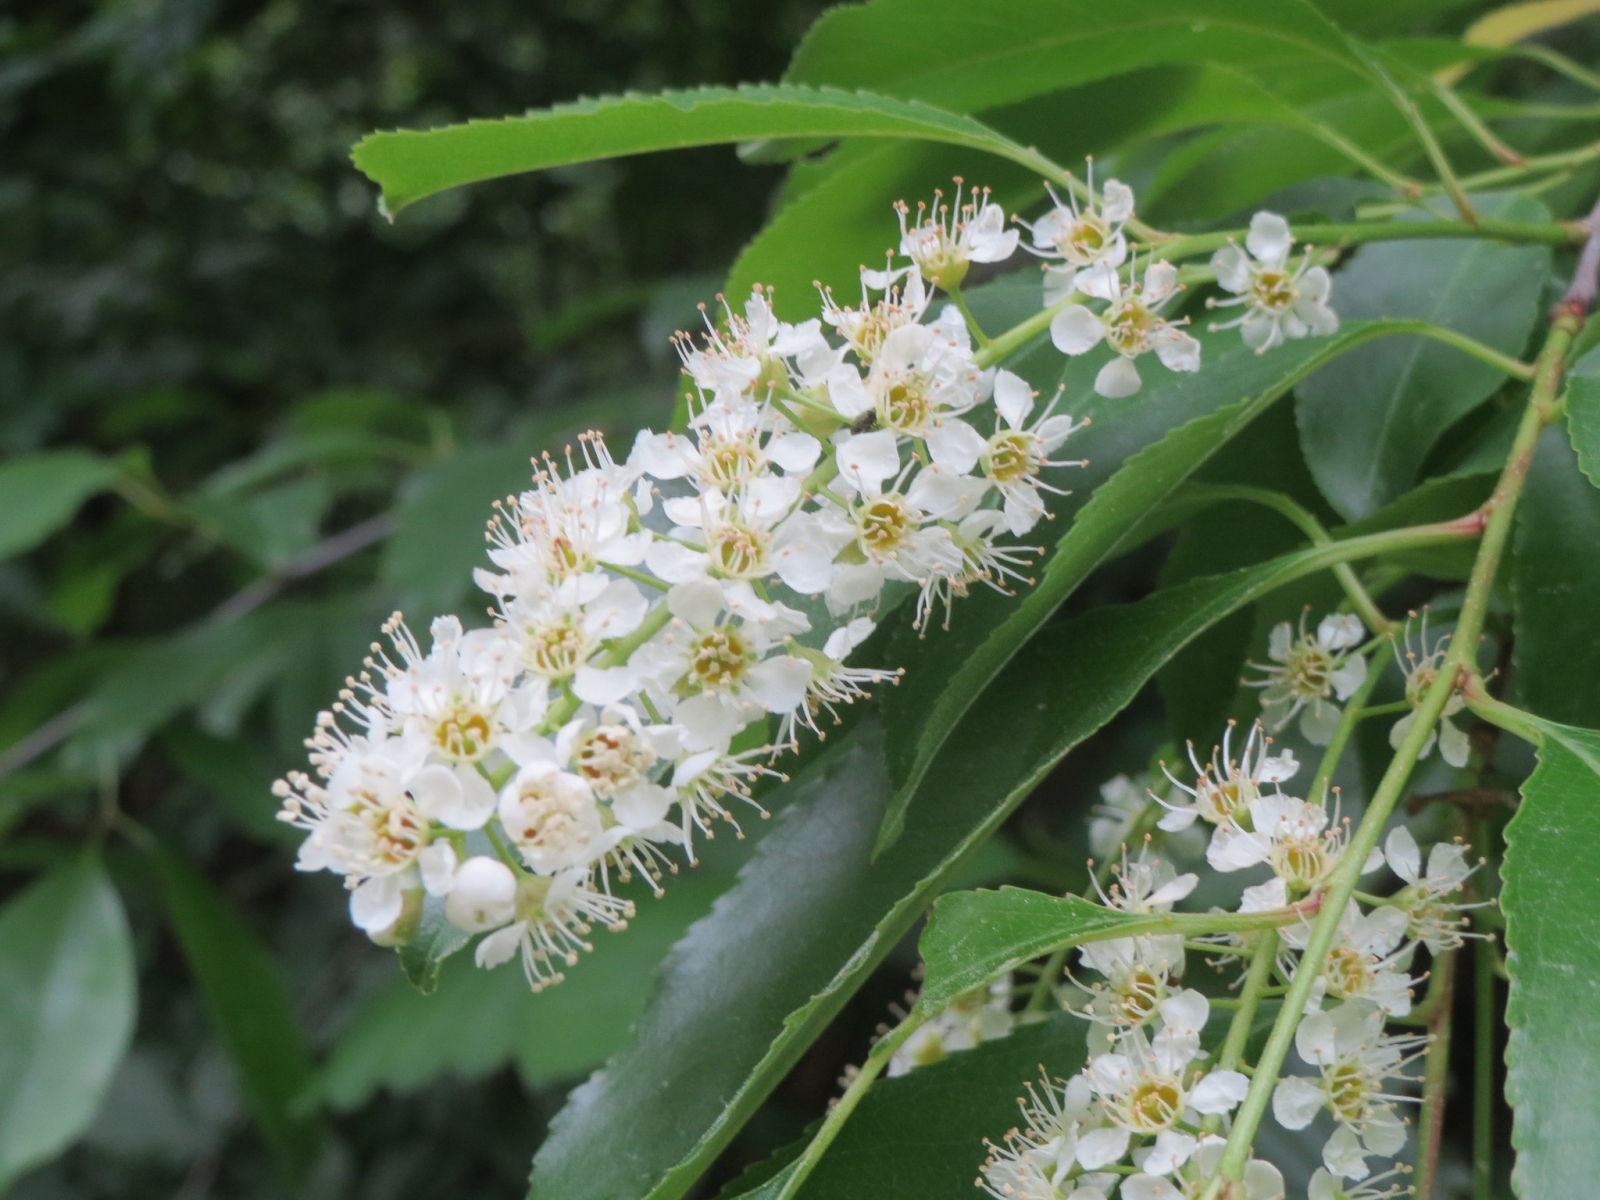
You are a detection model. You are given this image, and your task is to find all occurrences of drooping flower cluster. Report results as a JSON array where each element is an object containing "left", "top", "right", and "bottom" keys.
[{"left": 276, "top": 167, "right": 1344, "bottom": 995}]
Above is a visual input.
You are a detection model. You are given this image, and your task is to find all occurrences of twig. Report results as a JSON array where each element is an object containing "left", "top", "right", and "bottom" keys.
[{"left": 1556, "top": 191, "right": 1600, "bottom": 317}]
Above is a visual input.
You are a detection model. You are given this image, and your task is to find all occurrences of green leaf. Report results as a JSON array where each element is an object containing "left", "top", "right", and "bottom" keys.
[
  {"left": 1566, "top": 374, "right": 1600, "bottom": 487},
  {"left": 785, "top": 0, "right": 1372, "bottom": 114},
  {"left": 786, "top": 1011, "right": 1090, "bottom": 1200},
  {"left": 878, "top": 320, "right": 1424, "bottom": 852},
  {"left": 397, "top": 893, "right": 471, "bottom": 994},
  {"left": 353, "top": 85, "right": 1055, "bottom": 218},
  {"left": 527, "top": 524, "right": 1437, "bottom": 1200},
  {"left": 312, "top": 866, "right": 732, "bottom": 1108},
  {"left": 0, "top": 853, "right": 136, "bottom": 1185},
  {"left": 726, "top": 72, "right": 1191, "bottom": 320},
  {"left": 1502, "top": 718, "right": 1600, "bottom": 1199},
  {"left": 1513, "top": 427, "right": 1600, "bottom": 729},
  {"left": 0, "top": 450, "right": 123, "bottom": 560},
  {"left": 1295, "top": 193, "right": 1551, "bottom": 520},
  {"left": 151, "top": 846, "right": 318, "bottom": 1175},
  {"left": 916, "top": 889, "right": 1140, "bottom": 1013}
]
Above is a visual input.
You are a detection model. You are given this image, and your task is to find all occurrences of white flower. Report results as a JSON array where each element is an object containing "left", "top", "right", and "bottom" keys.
[
  {"left": 1272, "top": 1001, "right": 1426, "bottom": 1180},
  {"left": 1247, "top": 612, "right": 1367, "bottom": 745},
  {"left": 1020, "top": 170, "right": 1136, "bottom": 302},
  {"left": 780, "top": 617, "right": 900, "bottom": 746},
  {"left": 1209, "top": 211, "right": 1338, "bottom": 354},
  {"left": 889, "top": 978, "right": 1014, "bottom": 1076},
  {"left": 1158, "top": 720, "right": 1298, "bottom": 835},
  {"left": 819, "top": 262, "right": 931, "bottom": 362},
  {"left": 483, "top": 434, "right": 648, "bottom": 596},
  {"left": 497, "top": 762, "right": 609, "bottom": 874},
  {"left": 1285, "top": 902, "right": 1417, "bottom": 1017},
  {"left": 1387, "top": 614, "right": 1471, "bottom": 767},
  {"left": 828, "top": 317, "right": 984, "bottom": 438},
  {"left": 969, "top": 369, "right": 1084, "bottom": 536},
  {"left": 496, "top": 577, "right": 649, "bottom": 690},
  {"left": 979, "top": 1072, "right": 1107, "bottom": 1200},
  {"left": 1383, "top": 826, "right": 1480, "bottom": 951},
  {"left": 1049, "top": 260, "right": 1200, "bottom": 397},
  {"left": 1209, "top": 793, "right": 1382, "bottom": 890},
  {"left": 895, "top": 180, "right": 1019, "bottom": 289},
  {"left": 376, "top": 615, "right": 522, "bottom": 767},
  {"left": 1083, "top": 1029, "right": 1247, "bottom": 1147},
  {"left": 677, "top": 286, "right": 838, "bottom": 406},
  {"left": 474, "top": 868, "right": 634, "bottom": 991}
]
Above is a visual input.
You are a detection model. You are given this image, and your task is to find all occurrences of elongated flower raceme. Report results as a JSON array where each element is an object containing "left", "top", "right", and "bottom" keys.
[{"left": 276, "top": 171, "right": 1342, "bottom": 992}]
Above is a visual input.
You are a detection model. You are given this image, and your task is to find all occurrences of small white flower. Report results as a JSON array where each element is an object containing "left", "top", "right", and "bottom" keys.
[
  {"left": 1049, "top": 260, "right": 1200, "bottom": 398},
  {"left": 1272, "top": 1001, "right": 1426, "bottom": 1180},
  {"left": 889, "top": 978, "right": 1014, "bottom": 1076},
  {"left": 1018, "top": 166, "right": 1135, "bottom": 301},
  {"left": 1247, "top": 611, "right": 1367, "bottom": 745},
  {"left": 474, "top": 868, "right": 633, "bottom": 991},
  {"left": 1209, "top": 211, "right": 1339, "bottom": 354},
  {"left": 1158, "top": 720, "right": 1298, "bottom": 835},
  {"left": 1383, "top": 826, "right": 1480, "bottom": 951},
  {"left": 1387, "top": 613, "right": 1471, "bottom": 768},
  {"left": 444, "top": 855, "right": 519, "bottom": 933},
  {"left": 895, "top": 179, "right": 1019, "bottom": 289}
]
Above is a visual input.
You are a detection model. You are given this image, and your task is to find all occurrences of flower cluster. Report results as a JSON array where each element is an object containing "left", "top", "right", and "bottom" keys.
[
  {"left": 977, "top": 848, "right": 1272, "bottom": 1200},
  {"left": 967, "top": 702, "right": 1477, "bottom": 1195},
  {"left": 275, "top": 168, "right": 1344, "bottom": 995}
]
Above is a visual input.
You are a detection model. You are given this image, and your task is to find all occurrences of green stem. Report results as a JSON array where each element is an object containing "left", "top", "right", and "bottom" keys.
[
  {"left": 1454, "top": 140, "right": 1600, "bottom": 193},
  {"left": 1474, "top": 932, "right": 1496, "bottom": 1200},
  {"left": 1353, "top": 42, "right": 1478, "bottom": 221},
  {"left": 1308, "top": 646, "right": 1388, "bottom": 804},
  {"left": 770, "top": 1010, "right": 928, "bottom": 1200},
  {"left": 944, "top": 283, "right": 991, "bottom": 347},
  {"left": 1154, "top": 217, "right": 1582, "bottom": 264},
  {"left": 1421, "top": 72, "right": 1526, "bottom": 167},
  {"left": 1414, "top": 949, "right": 1459, "bottom": 1200},
  {"left": 1026, "top": 803, "right": 1161, "bottom": 1013},
  {"left": 1213, "top": 315, "right": 1581, "bottom": 1186},
  {"left": 1507, "top": 43, "right": 1600, "bottom": 95},
  {"left": 1462, "top": 678, "right": 1547, "bottom": 747},
  {"left": 1177, "top": 482, "right": 1396, "bottom": 633},
  {"left": 608, "top": 563, "right": 670, "bottom": 592},
  {"left": 973, "top": 294, "right": 1077, "bottom": 368},
  {"left": 544, "top": 603, "right": 674, "bottom": 730},
  {"left": 1354, "top": 699, "right": 1411, "bottom": 718},
  {"left": 1220, "top": 930, "right": 1279, "bottom": 1072}
]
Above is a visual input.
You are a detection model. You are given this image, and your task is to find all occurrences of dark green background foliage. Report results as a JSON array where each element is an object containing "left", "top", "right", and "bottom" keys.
[{"left": 6, "top": 0, "right": 1600, "bottom": 1197}]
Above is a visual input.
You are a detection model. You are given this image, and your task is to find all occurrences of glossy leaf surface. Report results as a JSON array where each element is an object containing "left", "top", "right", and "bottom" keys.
[
  {"left": 1503, "top": 718, "right": 1600, "bottom": 1200},
  {"left": 1296, "top": 193, "right": 1550, "bottom": 519},
  {"left": 0, "top": 854, "right": 135, "bottom": 1185}
]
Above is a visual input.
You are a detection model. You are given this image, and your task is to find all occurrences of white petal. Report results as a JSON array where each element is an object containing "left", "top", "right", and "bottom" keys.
[
  {"left": 991, "top": 369, "right": 1034, "bottom": 429},
  {"left": 925, "top": 418, "right": 986, "bottom": 473},
  {"left": 667, "top": 579, "right": 726, "bottom": 630},
  {"left": 836, "top": 429, "right": 903, "bottom": 494},
  {"left": 411, "top": 763, "right": 496, "bottom": 830},
  {"left": 418, "top": 842, "right": 459, "bottom": 896},
  {"left": 1300, "top": 699, "right": 1343, "bottom": 746},
  {"left": 350, "top": 875, "right": 405, "bottom": 933},
  {"left": 1296, "top": 1010, "right": 1340, "bottom": 1065},
  {"left": 1094, "top": 355, "right": 1143, "bottom": 398},
  {"left": 1244, "top": 1158, "right": 1285, "bottom": 1200},
  {"left": 1102, "top": 179, "right": 1135, "bottom": 222},
  {"left": 1246, "top": 211, "right": 1293, "bottom": 267},
  {"left": 1153, "top": 327, "right": 1201, "bottom": 373},
  {"left": 644, "top": 539, "right": 710, "bottom": 584},
  {"left": 1319, "top": 612, "right": 1365, "bottom": 650},
  {"left": 475, "top": 923, "right": 523, "bottom": 969},
  {"left": 1239, "top": 877, "right": 1287, "bottom": 913},
  {"left": 573, "top": 664, "right": 640, "bottom": 705},
  {"left": 1385, "top": 825, "right": 1421, "bottom": 883},
  {"left": 1043, "top": 263, "right": 1078, "bottom": 306},
  {"left": 1321, "top": 1124, "right": 1369, "bottom": 1180},
  {"left": 1190, "top": 1069, "right": 1250, "bottom": 1114},
  {"left": 1143, "top": 260, "right": 1179, "bottom": 304},
  {"left": 1148, "top": 873, "right": 1199, "bottom": 906},
  {"left": 1075, "top": 1126, "right": 1131, "bottom": 1170},
  {"left": 1211, "top": 244, "right": 1251, "bottom": 294},
  {"left": 1158, "top": 989, "right": 1210, "bottom": 1038},
  {"left": 1076, "top": 261, "right": 1122, "bottom": 301},
  {"left": 1271, "top": 1075, "right": 1324, "bottom": 1130},
  {"left": 1141, "top": 1130, "right": 1197, "bottom": 1176},
  {"left": 768, "top": 430, "right": 822, "bottom": 473},
  {"left": 1050, "top": 305, "right": 1105, "bottom": 356},
  {"left": 826, "top": 363, "right": 874, "bottom": 418},
  {"left": 747, "top": 655, "right": 813, "bottom": 712},
  {"left": 1439, "top": 717, "right": 1472, "bottom": 767}
]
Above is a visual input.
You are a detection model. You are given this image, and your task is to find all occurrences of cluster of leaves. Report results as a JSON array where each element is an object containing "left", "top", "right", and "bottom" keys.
[{"left": 9, "top": 0, "right": 1600, "bottom": 1198}]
